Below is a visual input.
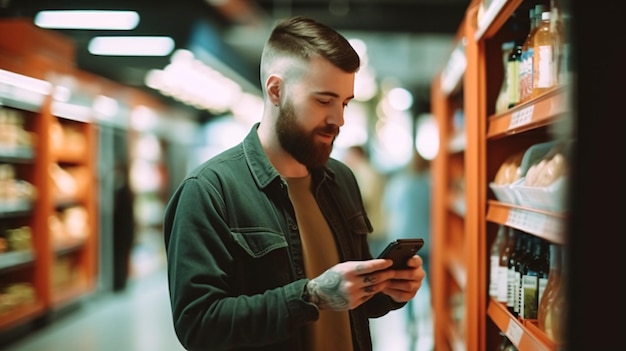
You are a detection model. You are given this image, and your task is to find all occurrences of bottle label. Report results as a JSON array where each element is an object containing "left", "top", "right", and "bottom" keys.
[
  {"left": 490, "top": 255, "right": 500, "bottom": 297},
  {"left": 537, "top": 45, "right": 554, "bottom": 88},
  {"left": 507, "top": 59, "right": 520, "bottom": 106},
  {"left": 497, "top": 266, "right": 509, "bottom": 302},
  {"left": 521, "top": 274, "right": 539, "bottom": 319},
  {"left": 513, "top": 271, "right": 522, "bottom": 314},
  {"left": 507, "top": 267, "right": 516, "bottom": 308}
]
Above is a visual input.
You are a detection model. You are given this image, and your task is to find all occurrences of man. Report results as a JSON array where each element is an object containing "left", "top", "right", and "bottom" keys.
[{"left": 164, "top": 16, "right": 425, "bottom": 351}]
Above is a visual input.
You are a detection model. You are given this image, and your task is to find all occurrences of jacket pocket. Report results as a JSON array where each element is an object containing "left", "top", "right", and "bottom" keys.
[
  {"left": 230, "top": 228, "right": 292, "bottom": 293},
  {"left": 231, "top": 228, "right": 288, "bottom": 258}
]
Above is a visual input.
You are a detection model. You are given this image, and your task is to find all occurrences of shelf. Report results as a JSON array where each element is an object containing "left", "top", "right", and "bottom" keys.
[
  {"left": 487, "top": 299, "right": 560, "bottom": 351},
  {"left": 53, "top": 239, "right": 86, "bottom": 256},
  {"left": 445, "top": 252, "right": 467, "bottom": 290},
  {"left": 486, "top": 201, "right": 566, "bottom": 244},
  {"left": 0, "top": 199, "right": 33, "bottom": 218},
  {"left": 487, "top": 87, "right": 568, "bottom": 139},
  {"left": 475, "top": 0, "right": 524, "bottom": 41},
  {"left": 0, "top": 301, "right": 45, "bottom": 330},
  {"left": 0, "top": 250, "right": 35, "bottom": 271},
  {"left": 0, "top": 145, "right": 35, "bottom": 162},
  {"left": 0, "top": 69, "right": 49, "bottom": 112},
  {"left": 51, "top": 279, "right": 91, "bottom": 308},
  {"left": 446, "top": 322, "right": 466, "bottom": 351}
]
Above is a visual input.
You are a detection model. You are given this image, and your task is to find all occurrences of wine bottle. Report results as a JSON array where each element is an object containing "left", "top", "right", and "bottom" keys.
[
  {"left": 489, "top": 225, "right": 507, "bottom": 298},
  {"left": 537, "top": 244, "right": 562, "bottom": 331},
  {"left": 520, "top": 236, "right": 549, "bottom": 319}
]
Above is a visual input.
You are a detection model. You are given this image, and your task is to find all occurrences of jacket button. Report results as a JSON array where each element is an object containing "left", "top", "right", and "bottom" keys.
[{"left": 290, "top": 224, "right": 298, "bottom": 231}]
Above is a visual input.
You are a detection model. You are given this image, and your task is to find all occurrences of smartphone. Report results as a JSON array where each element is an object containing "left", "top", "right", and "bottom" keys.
[{"left": 377, "top": 238, "right": 424, "bottom": 269}]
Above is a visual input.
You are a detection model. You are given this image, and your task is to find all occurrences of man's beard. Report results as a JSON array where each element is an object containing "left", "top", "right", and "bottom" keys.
[{"left": 276, "top": 100, "right": 339, "bottom": 168}]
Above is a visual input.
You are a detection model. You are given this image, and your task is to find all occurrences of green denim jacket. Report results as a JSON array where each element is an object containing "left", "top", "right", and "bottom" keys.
[{"left": 164, "top": 123, "right": 404, "bottom": 351}]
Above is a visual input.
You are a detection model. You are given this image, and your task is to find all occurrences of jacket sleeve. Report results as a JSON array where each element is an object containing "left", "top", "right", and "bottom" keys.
[{"left": 163, "top": 176, "right": 318, "bottom": 350}]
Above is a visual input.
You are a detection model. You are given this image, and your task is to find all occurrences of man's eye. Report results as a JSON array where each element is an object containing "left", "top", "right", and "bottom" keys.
[{"left": 318, "top": 100, "right": 330, "bottom": 105}]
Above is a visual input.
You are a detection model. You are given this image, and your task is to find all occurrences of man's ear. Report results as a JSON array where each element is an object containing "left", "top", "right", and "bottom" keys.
[{"left": 266, "top": 74, "right": 282, "bottom": 106}]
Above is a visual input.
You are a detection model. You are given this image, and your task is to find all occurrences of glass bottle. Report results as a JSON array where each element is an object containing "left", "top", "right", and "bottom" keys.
[
  {"left": 489, "top": 225, "right": 507, "bottom": 298},
  {"left": 519, "top": 4, "right": 546, "bottom": 103},
  {"left": 497, "top": 227, "right": 515, "bottom": 304},
  {"left": 513, "top": 231, "right": 531, "bottom": 317},
  {"left": 507, "top": 42, "right": 523, "bottom": 108},
  {"left": 537, "top": 244, "right": 562, "bottom": 331},
  {"left": 532, "top": 11, "right": 557, "bottom": 97},
  {"left": 496, "top": 41, "right": 515, "bottom": 113},
  {"left": 545, "top": 247, "right": 568, "bottom": 343},
  {"left": 520, "top": 236, "right": 549, "bottom": 320},
  {"left": 506, "top": 229, "right": 523, "bottom": 315}
]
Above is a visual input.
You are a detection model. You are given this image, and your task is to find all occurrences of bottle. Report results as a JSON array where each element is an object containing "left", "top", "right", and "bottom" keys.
[
  {"left": 519, "top": 236, "right": 549, "bottom": 319},
  {"left": 513, "top": 231, "right": 531, "bottom": 317},
  {"left": 545, "top": 247, "right": 568, "bottom": 343},
  {"left": 550, "top": 0, "right": 565, "bottom": 82},
  {"left": 497, "top": 227, "right": 515, "bottom": 304},
  {"left": 506, "top": 229, "right": 523, "bottom": 314},
  {"left": 506, "top": 43, "right": 523, "bottom": 108},
  {"left": 519, "top": 4, "right": 546, "bottom": 103},
  {"left": 532, "top": 11, "right": 557, "bottom": 97},
  {"left": 537, "top": 244, "right": 562, "bottom": 331},
  {"left": 496, "top": 41, "right": 515, "bottom": 113},
  {"left": 489, "top": 225, "right": 507, "bottom": 298}
]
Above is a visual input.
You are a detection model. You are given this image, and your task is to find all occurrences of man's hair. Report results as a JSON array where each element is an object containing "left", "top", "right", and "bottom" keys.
[{"left": 260, "top": 16, "right": 360, "bottom": 85}]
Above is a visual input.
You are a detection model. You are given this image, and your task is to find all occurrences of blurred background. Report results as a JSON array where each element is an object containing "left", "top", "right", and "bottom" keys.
[{"left": 0, "top": 1, "right": 469, "bottom": 350}]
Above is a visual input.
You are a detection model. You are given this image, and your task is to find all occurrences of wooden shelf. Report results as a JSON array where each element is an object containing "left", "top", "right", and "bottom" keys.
[
  {"left": 487, "top": 87, "right": 568, "bottom": 139},
  {"left": 0, "top": 301, "right": 46, "bottom": 330},
  {"left": 0, "top": 23, "right": 99, "bottom": 334},
  {"left": 487, "top": 299, "right": 562, "bottom": 351},
  {"left": 431, "top": 1, "right": 573, "bottom": 350},
  {"left": 486, "top": 201, "right": 566, "bottom": 245},
  {"left": 0, "top": 250, "right": 35, "bottom": 271}
]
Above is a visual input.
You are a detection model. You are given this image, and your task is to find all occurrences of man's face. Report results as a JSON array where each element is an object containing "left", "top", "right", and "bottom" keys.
[
  {"left": 276, "top": 97, "right": 338, "bottom": 168},
  {"left": 275, "top": 56, "right": 355, "bottom": 168}
]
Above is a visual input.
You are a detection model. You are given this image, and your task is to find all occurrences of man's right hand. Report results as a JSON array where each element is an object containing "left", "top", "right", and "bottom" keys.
[{"left": 305, "top": 259, "right": 395, "bottom": 311}]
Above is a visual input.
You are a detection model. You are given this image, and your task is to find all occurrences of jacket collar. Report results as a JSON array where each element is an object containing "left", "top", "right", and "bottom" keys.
[{"left": 242, "top": 122, "right": 336, "bottom": 190}]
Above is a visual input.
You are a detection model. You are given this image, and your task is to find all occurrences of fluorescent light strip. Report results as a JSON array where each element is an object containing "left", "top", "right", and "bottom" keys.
[
  {"left": 34, "top": 10, "right": 140, "bottom": 30},
  {"left": 88, "top": 36, "right": 175, "bottom": 56}
]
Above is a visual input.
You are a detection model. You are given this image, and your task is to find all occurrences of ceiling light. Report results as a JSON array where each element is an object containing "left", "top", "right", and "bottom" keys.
[
  {"left": 88, "top": 37, "right": 175, "bottom": 56},
  {"left": 34, "top": 10, "right": 140, "bottom": 30}
]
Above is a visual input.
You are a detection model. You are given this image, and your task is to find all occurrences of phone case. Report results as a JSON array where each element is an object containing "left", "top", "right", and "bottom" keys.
[{"left": 377, "top": 238, "right": 424, "bottom": 269}]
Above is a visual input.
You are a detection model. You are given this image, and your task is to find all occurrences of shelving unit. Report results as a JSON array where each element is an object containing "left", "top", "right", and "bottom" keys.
[
  {"left": 431, "top": 1, "right": 572, "bottom": 350},
  {"left": 0, "top": 19, "right": 99, "bottom": 334}
]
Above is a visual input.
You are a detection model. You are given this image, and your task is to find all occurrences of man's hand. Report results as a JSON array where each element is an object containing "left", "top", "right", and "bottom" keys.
[
  {"left": 305, "top": 258, "right": 398, "bottom": 311},
  {"left": 380, "top": 255, "right": 425, "bottom": 303}
]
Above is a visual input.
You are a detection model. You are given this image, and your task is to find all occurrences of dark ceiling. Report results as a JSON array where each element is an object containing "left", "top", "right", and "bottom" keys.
[{"left": 0, "top": 0, "right": 471, "bottom": 111}]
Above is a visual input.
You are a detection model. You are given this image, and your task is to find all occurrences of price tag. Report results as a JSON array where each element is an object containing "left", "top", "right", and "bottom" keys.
[
  {"left": 509, "top": 105, "right": 534, "bottom": 130},
  {"left": 506, "top": 208, "right": 546, "bottom": 233},
  {"left": 505, "top": 319, "right": 523, "bottom": 347}
]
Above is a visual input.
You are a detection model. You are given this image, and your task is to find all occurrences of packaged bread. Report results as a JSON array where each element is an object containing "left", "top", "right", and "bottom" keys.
[
  {"left": 524, "top": 144, "right": 569, "bottom": 187},
  {"left": 494, "top": 151, "right": 524, "bottom": 185}
]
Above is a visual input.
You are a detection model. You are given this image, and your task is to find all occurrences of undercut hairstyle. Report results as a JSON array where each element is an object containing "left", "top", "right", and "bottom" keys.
[{"left": 260, "top": 16, "right": 361, "bottom": 85}]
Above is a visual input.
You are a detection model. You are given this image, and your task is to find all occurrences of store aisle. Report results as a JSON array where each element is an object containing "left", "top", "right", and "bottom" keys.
[
  {"left": 2, "top": 270, "right": 184, "bottom": 351},
  {"left": 3, "top": 269, "right": 432, "bottom": 351}
]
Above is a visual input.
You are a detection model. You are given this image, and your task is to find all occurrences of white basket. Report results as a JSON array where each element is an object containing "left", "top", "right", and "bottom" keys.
[
  {"left": 511, "top": 176, "right": 568, "bottom": 212},
  {"left": 489, "top": 181, "right": 519, "bottom": 205}
]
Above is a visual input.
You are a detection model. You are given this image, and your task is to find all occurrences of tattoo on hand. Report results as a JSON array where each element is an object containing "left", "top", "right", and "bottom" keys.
[
  {"left": 309, "top": 270, "right": 349, "bottom": 310},
  {"left": 363, "top": 275, "right": 375, "bottom": 284}
]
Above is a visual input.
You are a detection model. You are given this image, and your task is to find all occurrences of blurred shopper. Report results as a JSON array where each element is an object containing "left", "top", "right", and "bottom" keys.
[
  {"left": 342, "top": 144, "right": 388, "bottom": 256},
  {"left": 112, "top": 160, "right": 135, "bottom": 292},
  {"left": 382, "top": 150, "right": 433, "bottom": 350},
  {"left": 163, "top": 16, "right": 426, "bottom": 351}
]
